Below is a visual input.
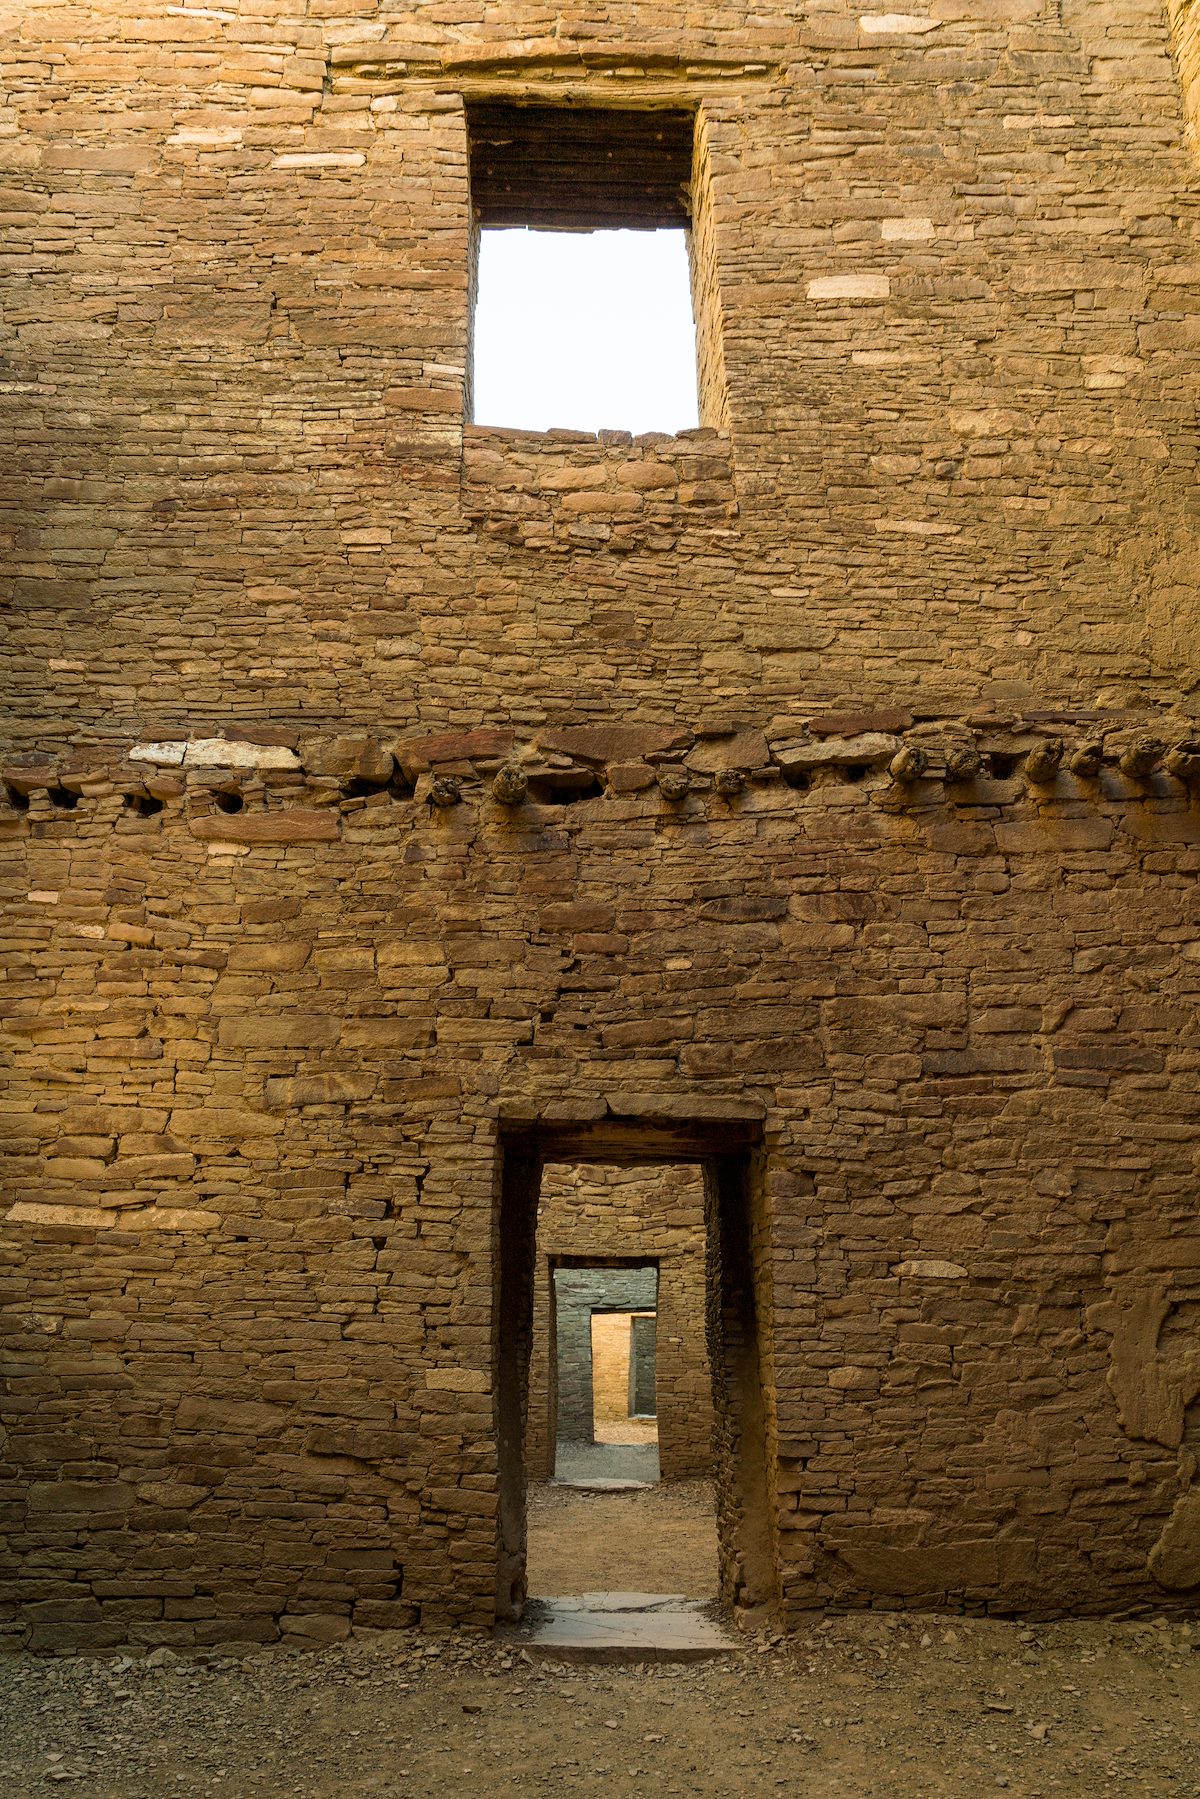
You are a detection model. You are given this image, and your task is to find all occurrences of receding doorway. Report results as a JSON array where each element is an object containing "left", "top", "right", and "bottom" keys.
[
  {"left": 494, "top": 1110, "right": 777, "bottom": 1631},
  {"left": 551, "top": 1262, "right": 663, "bottom": 1485},
  {"left": 594, "top": 1303, "right": 659, "bottom": 1436}
]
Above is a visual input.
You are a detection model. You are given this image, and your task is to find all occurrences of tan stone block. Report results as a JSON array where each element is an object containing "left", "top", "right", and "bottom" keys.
[
  {"left": 28, "top": 1481, "right": 135, "bottom": 1514},
  {"left": 558, "top": 489, "right": 642, "bottom": 516},
  {"left": 537, "top": 725, "right": 691, "bottom": 764},
  {"left": 176, "top": 1397, "right": 285, "bottom": 1435},
  {"left": 190, "top": 811, "right": 339, "bottom": 844},
  {"left": 606, "top": 760, "right": 656, "bottom": 792},
  {"left": 264, "top": 1075, "right": 376, "bottom": 1106},
  {"left": 216, "top": 1016, "right": 340, "bottom": 1049},
  {"left": 692, "top": 730, "right": 771, "bottom": 776},
  {"left": 995, "top": 819, "right": 1116, "bottom": 852},
  {"left": 393, "top": 729, "right": 515, "bottom": 777},
  {"left": 296, "top": 734, "right": 394, "bottom": 783},
  {"left": 279, "top": 1613, "right": 351, "bottom": 1641},
  {"left": 170, "top": 1106, "right": 284, "bottom": 1136},
  {"left": 775, "top": 732, "right": 899, "bottom": 768},
  {"left": 806, "top": 273, "right": 890, "bottom": 300},
  {"left": 131, "top": 1208, "right": 220, "bottom": 1232},
  {"left": 6, "top": 1203, "right": 117, "bottom": 1229},
  {"left": 88, "top": 1038, "right": 164, "bottom": 1060},
  {"left": 425, "top": 1368, "right": 489, "bottom": 1393},
  {"left": 539, "top": 465, "right": 609, "bottom": 492},
  {"left": 183, "top": 740, "right": 300, "bottom": 770},
  {"left": 892, "top": 1260, "right": 968, "bottom": 1280},
  {"left": 114, "top": 1153, "right": 196, "bottom": 1180},
  {"left": 226, "top": 941, "right": 312, "bottom": 972},
  {"left": 43, "top": 1156, "right": 108, "bottom": 1180}
]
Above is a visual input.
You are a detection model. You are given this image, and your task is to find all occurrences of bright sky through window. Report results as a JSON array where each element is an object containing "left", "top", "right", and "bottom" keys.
[{"left": 472, "top": 228, "right": 701, "bottom": 436}]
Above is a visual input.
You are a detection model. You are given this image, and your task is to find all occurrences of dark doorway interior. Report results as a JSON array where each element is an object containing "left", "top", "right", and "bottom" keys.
[
  {"left": 494, "top": 1114, "right": 776, "bottom": 1626},
  {"left": 628, "top": 1311, "right": 658, "bottom": 1418}
]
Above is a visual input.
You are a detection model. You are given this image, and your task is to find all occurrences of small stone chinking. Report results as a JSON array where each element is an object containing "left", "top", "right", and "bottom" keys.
[{"left": 2, "top": 0, "right": 1200, "bottom": 1653}]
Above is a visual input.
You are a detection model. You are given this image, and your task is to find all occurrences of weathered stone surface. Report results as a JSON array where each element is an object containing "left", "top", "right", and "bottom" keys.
[
  {"left": 128, "top": 743, "right": 186, "bottom": 767},
  {"left": 773, "top": 733, "right": 899, "bottom": 768},
  {"left": 296, "top": 735, "right": 395, "bottom": 783},
  {"left": 28, "top": 1482, "right": 135, "bottom": 1516},
  {"left": 264, "top": 1075, "right": 377, "bottom": 1107},
  {"left": 217, "top": 1017, "right": 340, "bottom": 1050},
  {"left": 807, "top": 274, "right": 890, "bottom": 300},
  {"left": 2, "top": 0, "right": 1200, "bottom": 1653},
  {"left": 809, "top": 711, "right": 913, "bottom": 739},
  {"left": 831, "top": 1538, "right": 1035, "bottom": 1597},
  {"left": 1088, "top": 1288, "right": 1200, "bottom": 1450},
  {"left": 425, "top": 1368, "right": 489, "bottom": 1394},
  {"left": 686, "top": 730, "right": 769, "bottom": 771},
  {"left": 190, "top": 811, "right": 339, "bottom": 844},
  {"left": 6, "top": 1203, "right": 117, "bottom": 1229},
  {"left": 394, "top": 731, "right": 514, "bottom": 777},
  {"left": 176, "top": 1397, "right": 285, "bottom": 1435},
  {"left": 135, "top": 1207, "right": 220, "bottom": 1232},
  {"left": 537, "top": 725, "right": 692, "bottom": 765},
  {"left": 182, "top": 740, "right": 300, "bottom": 771},
  {"left": 1149, "top": 1492, "right": 1200, "bottom": 1590}
]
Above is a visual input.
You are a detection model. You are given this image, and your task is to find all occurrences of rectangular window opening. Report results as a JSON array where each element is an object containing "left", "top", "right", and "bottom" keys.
[{"left": 467, "top": 104, "right": 711, "bottom": 436}]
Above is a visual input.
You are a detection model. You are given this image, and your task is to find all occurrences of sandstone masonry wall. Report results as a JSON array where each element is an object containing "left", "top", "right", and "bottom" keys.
[
  {"left": 2, "top": 1, "right": 1199, "bottom": 744},
  {"left": 2, "top": 728, "right": 1199, "bottom": 1644},
  {"left": 2, "top": 0, "right": 1200, "bottom": 1647}
]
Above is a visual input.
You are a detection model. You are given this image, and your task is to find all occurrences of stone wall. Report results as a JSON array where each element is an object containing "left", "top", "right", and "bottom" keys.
[
  {"left": 2, "top": 0, "right": 1200, "bottom": 1648},
  {"left": 3, "top": 732, "right": 1200, "bottom": 1644},
  {"left": 525, "top": 1163, "right": 715, "bottom": 1482},
  {"left": 3, "top": 1, "right": 1200, "bottom": 741}
]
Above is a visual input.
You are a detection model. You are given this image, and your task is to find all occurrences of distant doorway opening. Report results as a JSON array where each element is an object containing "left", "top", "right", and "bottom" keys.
[
  {"left": 597, "top": 1307, "right": 658, "bottom": 1427},
  {"left": 549, "top": 1263, "right": 663, "bottom": 1486},
  {"left": 494, "top": 1112, "right": 777, "bottom": 1627}
]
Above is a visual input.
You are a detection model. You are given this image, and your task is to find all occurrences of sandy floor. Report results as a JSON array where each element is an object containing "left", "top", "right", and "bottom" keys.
[
  {"left": 528, "top": 1479, "right": 719, "bottom": 1596},
  {"left": 1, "top": 1611, "right": 1196, "bottom": 1797}
]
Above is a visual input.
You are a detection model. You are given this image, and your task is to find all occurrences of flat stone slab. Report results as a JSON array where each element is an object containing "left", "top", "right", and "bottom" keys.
[
  {"left": 503, "top": 1593, "right": 736, "bottom": 1663},
  {"left": 553, "top": 1440, "right": 660, "bottom": 1485},
  {"left": 550, "top": 1477, "right": 654, "bottom": 1493}
]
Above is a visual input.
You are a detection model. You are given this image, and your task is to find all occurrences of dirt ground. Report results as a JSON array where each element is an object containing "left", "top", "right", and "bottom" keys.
[
  {"left": 1, "top": 1607, "right": 1197, "bottom": 1798},
  {"left": 1, "top": 1485, "right": 1196, "bottom": 1798},
  {"left": 528, "top": 1477, "right": 718, "bottom": 1596}
]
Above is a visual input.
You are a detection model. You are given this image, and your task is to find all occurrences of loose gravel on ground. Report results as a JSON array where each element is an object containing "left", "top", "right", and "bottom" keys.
[{"left": 1, "top": 1610, "right": 1196, "bottom": 1798}]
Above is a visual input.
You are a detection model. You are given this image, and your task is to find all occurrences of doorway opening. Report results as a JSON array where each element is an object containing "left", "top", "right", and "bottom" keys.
[
  {"left": 596, "top": 1305, "right": 658, "bottom": 1430},
  {"left": 494, "top": 1109, "right": 776, "bottom": 1630},
  {"left": 551, "top": 1261, "right": 663, "bottom": 1486}
]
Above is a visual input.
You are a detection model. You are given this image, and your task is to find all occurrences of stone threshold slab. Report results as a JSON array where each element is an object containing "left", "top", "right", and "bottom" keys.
[
  {"left": 501, "top": 1593, "right": 736, "bottom": 1663},
  {"left": 549, "top": 1476, "right": 655, "bottom": 1492}
]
